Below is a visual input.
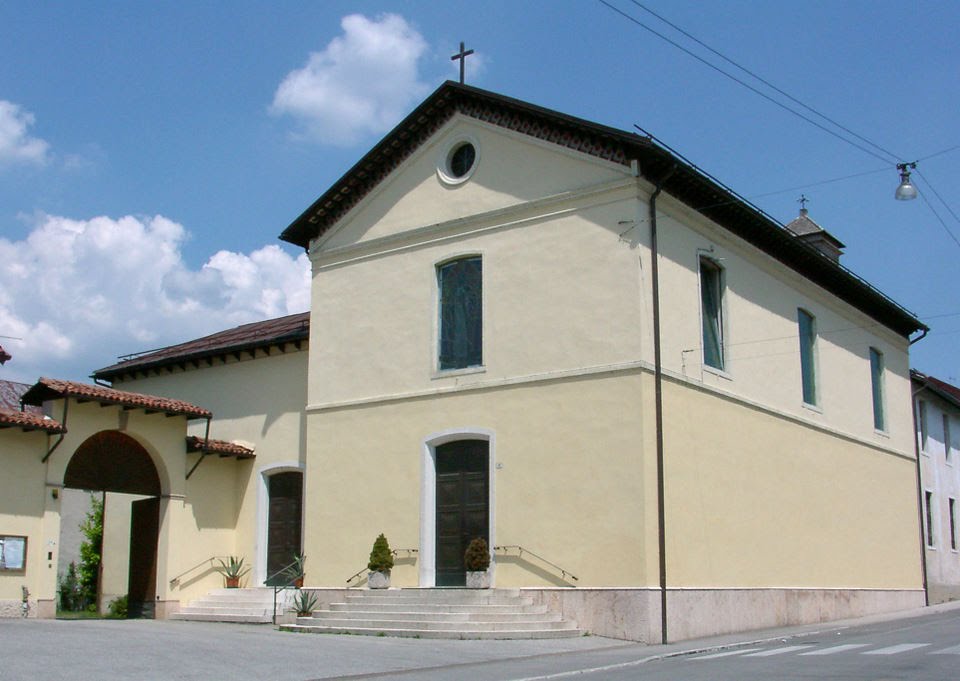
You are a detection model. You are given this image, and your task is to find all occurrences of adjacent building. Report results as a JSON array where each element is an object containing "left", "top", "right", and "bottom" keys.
[{"left": 912, "top": 370, "right": 960, "bottom": 603}]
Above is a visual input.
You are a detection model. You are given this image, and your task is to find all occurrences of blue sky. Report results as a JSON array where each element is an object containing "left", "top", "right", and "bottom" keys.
[{"left": 0, "top": 0, "right": 957, "bottom": 385}]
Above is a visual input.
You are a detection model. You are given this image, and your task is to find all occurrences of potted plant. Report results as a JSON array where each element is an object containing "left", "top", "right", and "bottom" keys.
[
  {"left": 291, "top": 589, "right": 318, "bottom": 617},
  {"left": 215, "top": 556, "right": 250, "bottom": 588},
  {"left": 464, "top": 537, "right": 491, "bottom": 588},
  {"left": 367, "top": 533, "right": 394, "bottom": 589},
  {"left": 283, "top": 553, "right": 306, "bottom": 588}
]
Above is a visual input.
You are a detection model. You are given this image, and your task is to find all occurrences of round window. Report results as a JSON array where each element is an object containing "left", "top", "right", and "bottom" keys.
[{"left": 448, "top": 142, "right": 476, "bottom": 178}]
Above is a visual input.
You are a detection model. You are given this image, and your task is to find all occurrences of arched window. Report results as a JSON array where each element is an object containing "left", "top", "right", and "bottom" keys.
[{"left": 437, "top": 256, "right": 482, "bottom": 370}]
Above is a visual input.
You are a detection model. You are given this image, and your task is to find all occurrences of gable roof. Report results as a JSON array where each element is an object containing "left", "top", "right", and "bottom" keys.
[
  {"left": 912, "top": 370, "right": 960, "bottom": 410},
  {"left": 21, "top": 377, "right": 211, "bottom": 419},
  {"left": 280, "top": 81, "right": 924, "bottom": 339},
  {"left": 93, "top": 312, "right": 309, "bottom": 381}
]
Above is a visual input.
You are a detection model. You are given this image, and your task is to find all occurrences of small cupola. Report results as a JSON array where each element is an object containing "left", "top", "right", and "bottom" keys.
[{"left": 785, "top": 200, "right": 845, "bottom": 263}]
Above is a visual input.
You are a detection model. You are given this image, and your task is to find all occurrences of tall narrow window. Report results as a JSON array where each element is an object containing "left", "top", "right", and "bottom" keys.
[
  {"left": 699, "top": 257, "right": 724, "bottom": 371},
  {"left": 944, "top": 414, "right": 952, "bottom": 464},
  {"left": 919, "top": 400, "right": 929, "bottom": 452},
  {"left": 925, "top": 490, "right": 935, "bottom": 548},
  {"left": 798, "top": 309, "right": 818, "bottom": 406},
  {"left": 949, "top": 498, "right": 957, "bottom": 551},
  {"left": 438, "top": 256, "right": 482, "bottom": 370},
  {"left": 869, "top": 347, "right": 885, "bottom": 431}
]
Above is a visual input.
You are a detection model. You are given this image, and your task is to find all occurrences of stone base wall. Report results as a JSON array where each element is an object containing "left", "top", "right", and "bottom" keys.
[
  {"left": 0, "top": 599, "right": 36, "bottom": 618},
  {"left": 526, "top": 587, "right": 925, "bottom": 642},
  {"left": 928, "top": 582, "right": 960, "bottom": 605}
]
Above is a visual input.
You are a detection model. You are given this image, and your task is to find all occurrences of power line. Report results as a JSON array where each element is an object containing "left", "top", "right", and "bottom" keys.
[
  {"left": 628, "top": 0, "right": 903, "bottom": 164},
  {"left": 596, "top": 0, "right": 893, "bottom": 164},
  {"left": 913, "top": 174, "right": 960, "bottom": 249}
]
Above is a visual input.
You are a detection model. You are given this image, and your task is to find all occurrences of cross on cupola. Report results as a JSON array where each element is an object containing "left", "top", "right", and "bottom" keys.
[{"left": 450, "top": 41, "right": 475, "bottom": 84}]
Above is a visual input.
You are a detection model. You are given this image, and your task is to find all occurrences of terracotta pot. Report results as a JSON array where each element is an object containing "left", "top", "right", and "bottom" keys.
[
  {"left": 225, "top": 577, "right": 240, "bottom": 588},
  {"left": 293, "top": 576, "right": 304, "bottom": 588}
]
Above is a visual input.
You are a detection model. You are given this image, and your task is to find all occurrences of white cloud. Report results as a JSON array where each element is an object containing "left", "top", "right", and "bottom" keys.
[
  {"left": 0, "top": 100, "right": 50, "bottom": 165},
  {"left": 0, "top": 214, "right": 310, "bottom": 383},
  {"left": 271, "top": 13, "right": 430, "bottom": 146}
]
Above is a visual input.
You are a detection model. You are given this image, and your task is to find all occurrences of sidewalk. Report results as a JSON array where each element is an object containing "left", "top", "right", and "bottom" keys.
[{"left": 0, "top": 600, "right": 957, "bottom": 681}]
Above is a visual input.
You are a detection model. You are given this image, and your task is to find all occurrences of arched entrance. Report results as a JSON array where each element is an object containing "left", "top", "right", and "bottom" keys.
[{"left": 63, "top": 431, "right": 161, "bottom": 618}]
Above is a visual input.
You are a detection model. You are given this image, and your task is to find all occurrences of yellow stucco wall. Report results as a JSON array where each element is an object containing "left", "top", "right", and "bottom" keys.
[
  {"left": 303, "top": 372, "right": 649, "bottom": 588},
  {"left": 0, "top": 430, "right": 48, "bottom": 613},
  {"left": 662, "top": 376, "right": 922, "bottom": 589}
]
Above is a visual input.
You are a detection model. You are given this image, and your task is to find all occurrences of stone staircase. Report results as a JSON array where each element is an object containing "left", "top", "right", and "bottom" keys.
[
  {"left": 280, "top": 589, "right": 581, "bottom": 639},
  {"left": 170, "top": 587, "right": 287, "bottom": 624}
]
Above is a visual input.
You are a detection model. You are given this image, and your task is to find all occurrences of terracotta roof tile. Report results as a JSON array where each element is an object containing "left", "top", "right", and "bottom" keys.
[
  {"left": 185, "top": 435, "right": 255, "bottom": 459},
  {"left": 912, "top": 370, "right": 960, "bottom": 409},
  {"left": 0, "top": 407, "right": 65, "bottom": 433},
  {"left": 21, "top": 377, "right": 212, "bottom": 419},
  {"left": 94, "top": 312, "right": 309, "bottom": 380}
]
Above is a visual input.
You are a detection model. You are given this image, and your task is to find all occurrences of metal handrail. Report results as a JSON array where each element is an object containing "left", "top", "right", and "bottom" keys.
[
  {"left": 345, "top": 548, "right": 419, "bottom": 585},
  {"left": 494, "top": 545, "right": 579, "bottom": 583},
  {"left": 168, "top": 556, "right": 222, "bottom": 588},
  {"left": 264, "top": 558, "right": 302, "bottom": 625}
]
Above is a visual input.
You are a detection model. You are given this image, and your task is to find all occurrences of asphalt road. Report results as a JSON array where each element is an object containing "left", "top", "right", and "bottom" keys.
[{"left": 1, "top": 603, "right": 958, "bottom": 680}]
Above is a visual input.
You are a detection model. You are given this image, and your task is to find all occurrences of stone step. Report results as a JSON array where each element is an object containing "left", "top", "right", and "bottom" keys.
[
  {"left": 308, "top": 609, "right": 560, "bottom": 623},
  {"left": 329, "top": 602, "right": 547, "bottom": 614},
  {"left": 345, "top": 593, "right": 533, "bottom": 605},
  {"left": 278, "top": 624, "right": 581, "bottom": 640},
  {"left": 296, "top": 617, "right": 575, "bottom": 631},
  {"left": 176, "top": 605, "right": 272, "bottom": 616},
  {"left": 170, "top": 612, "right": 272, "bottom": 624}
]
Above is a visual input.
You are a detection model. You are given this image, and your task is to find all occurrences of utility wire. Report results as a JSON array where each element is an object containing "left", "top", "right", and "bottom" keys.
[
  {"left": 913, "top": 176, "right": 960, "bottom": 249},
  {"left": 916, "top": 170, "right": 960, "bottom": 226},
  {"left": 628, "top": 0, "right": 903, "bottom": 164},
  {"left": 597, "top": 0, "right": 893, "bottom": 164}
]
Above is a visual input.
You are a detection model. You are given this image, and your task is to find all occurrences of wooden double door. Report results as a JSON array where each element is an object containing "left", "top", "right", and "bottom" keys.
[
  {"left": 265, "top": 471, "right": 303, "bottom": 585},
  {"left": 435, "top": 440, "right": 489, "bottom": 587}
]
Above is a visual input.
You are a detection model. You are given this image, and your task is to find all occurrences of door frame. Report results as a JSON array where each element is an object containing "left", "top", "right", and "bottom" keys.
[
  {"left": 420, "top": 428, "right": 495, "bottom": 587},
  {"left": 255, "top": 462, "right": 304, "bottom": 586}
]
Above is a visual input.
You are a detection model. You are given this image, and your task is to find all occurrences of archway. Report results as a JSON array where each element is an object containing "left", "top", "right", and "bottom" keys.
[{"left": 62, "top": 431, "right": 162, "bottom": 618}]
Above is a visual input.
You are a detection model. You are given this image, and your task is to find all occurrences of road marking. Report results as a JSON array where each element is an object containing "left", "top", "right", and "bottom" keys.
[
  {"left": 799, "top": 644, "right": 871, "bottom": 656},
  {"left": 743, "top": 645, "right": 814, "bottom": 657},
  {"left": 931, "top": 644, "right": 960, "bottom": 655},
  {"left": 693, "top": 648, "right": 764, "bottom": 660},
  {"left": 862, "top": 643, "right": 930, "bottom": 655}
]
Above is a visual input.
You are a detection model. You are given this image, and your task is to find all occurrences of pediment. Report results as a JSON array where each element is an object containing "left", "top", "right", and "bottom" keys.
[{"left": 317, "top": 115, "right": 627, "bottom": 251}]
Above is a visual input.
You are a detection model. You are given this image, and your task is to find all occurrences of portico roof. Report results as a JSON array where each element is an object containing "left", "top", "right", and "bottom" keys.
[
  {"left": 186, "top": 435, "right": 255, "bottom": 459},
  {"left": 0, "top": 407, "right": 65, "bottom": 433},
  {"left": 21, "top": 377, "right": 212, "bottom": 419}
]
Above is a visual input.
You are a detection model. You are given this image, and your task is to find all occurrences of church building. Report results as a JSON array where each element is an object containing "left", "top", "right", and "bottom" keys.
[{"left": 0, "top": 82, "right": 928, "bottom": 642}]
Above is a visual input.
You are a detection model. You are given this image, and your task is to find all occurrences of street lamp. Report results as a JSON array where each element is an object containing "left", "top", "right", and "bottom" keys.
[{"left": 895, "top": 162, "right": 918, "bottom": 201}]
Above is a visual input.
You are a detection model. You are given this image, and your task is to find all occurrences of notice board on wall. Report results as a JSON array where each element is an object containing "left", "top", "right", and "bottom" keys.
[{"left": 0, "top": 535, "right": 27, "bottom": 570}]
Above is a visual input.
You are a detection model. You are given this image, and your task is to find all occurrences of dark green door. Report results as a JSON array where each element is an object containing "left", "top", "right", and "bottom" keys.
[{"left": 436, "top": 440, "right": 489, "bottom": 587}]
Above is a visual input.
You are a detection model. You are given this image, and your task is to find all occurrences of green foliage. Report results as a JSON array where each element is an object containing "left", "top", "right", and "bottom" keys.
[
  {"left": 77, "top": 493, "right": 103, "bottom": 608},
  {"left": 107, "top": 595, "right": 128, "bottom": 619},
  {"left": 463, "top": 537, "right": 490, "bottom": 572},
  {"left": 367, "top": 533, "right": 394, "bottom": 573},
  {"left": 215, "top": 556, "right": 250, "bottom": 579},
  {"left": 282, "top": 553, "right": 306, "bottom": 582},
  {"left": 58, "top": 561, "right": 83, "bottom": 611},
  {"left": 291, "top": 589, "right": 318, "bottom": 616}
]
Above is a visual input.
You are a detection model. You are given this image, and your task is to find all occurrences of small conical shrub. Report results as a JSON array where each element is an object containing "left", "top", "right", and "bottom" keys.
[
  {"left": 464, "top": 537, "right": 490, "bottom": 571},
  {"left": 367, "top": 533, "right": 394, "bottom": 572}
]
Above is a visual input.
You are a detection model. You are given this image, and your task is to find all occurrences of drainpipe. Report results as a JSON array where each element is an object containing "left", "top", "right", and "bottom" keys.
[
  {"left": 649, "top": 165, "right": 676, "bottom": 644},
  {"left": 911, "top": 382, "right": 930, "bottom": 606},
  {"left": 41, "top": 398, "right": 69, "bottom": 464}
]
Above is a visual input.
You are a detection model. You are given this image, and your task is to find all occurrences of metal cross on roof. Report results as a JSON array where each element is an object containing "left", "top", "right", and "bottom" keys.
[
  {"left": 450, "top": 41, "right": 475, "bottom": 84},
  {"left": 798, "top": 194, "right": 809, "bottom": 210}
]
